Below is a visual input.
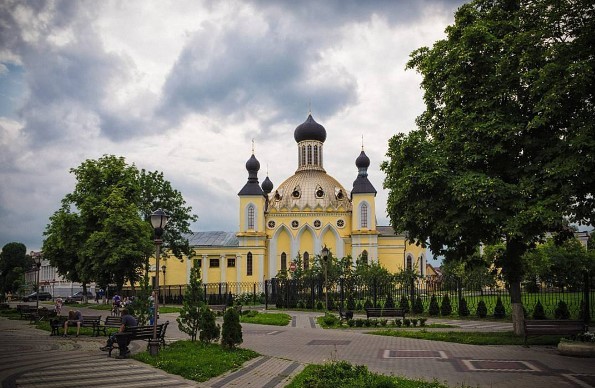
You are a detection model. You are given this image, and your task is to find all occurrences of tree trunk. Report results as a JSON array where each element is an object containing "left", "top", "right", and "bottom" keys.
[{"left": 509, "top": 280, "right": 525, "bottom": 335}]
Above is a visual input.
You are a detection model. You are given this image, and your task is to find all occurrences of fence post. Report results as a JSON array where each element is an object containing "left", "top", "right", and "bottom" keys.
[{"left": 264, "top": 280, "right": 269, "bottom": 310}]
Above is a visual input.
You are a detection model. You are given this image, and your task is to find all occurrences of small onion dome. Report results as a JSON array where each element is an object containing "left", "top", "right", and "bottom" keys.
[
  {"left": 262, "top": 176, "right": 273, "bottom": 194},
  {"left": 246, "top": 154, "right": 260, "bottom": 173},
  {"left": 355, "top": 150, "right": 370, "bottom": 169},
  {"left": 294, "top": 114, "right": 327, "bottom": 143}
]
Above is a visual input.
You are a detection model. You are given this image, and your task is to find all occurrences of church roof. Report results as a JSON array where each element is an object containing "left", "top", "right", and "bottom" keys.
[
  {"left": 376, "top": 226, "right": 407, "bottom": 237},
  {"left": 187, "top": 231, "right": 239, "bottom": 247}
]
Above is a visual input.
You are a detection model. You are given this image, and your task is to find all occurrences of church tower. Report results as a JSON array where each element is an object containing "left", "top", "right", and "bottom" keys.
[{"left": 351, "top": 147, "right": 378, "bottom": 264}]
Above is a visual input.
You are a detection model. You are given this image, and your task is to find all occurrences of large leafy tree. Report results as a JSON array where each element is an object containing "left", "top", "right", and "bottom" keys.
[
  {"left": 42, "top": 155, "right": 197, "bottom": 292},
  {"left": 382, "top": 0, "right": 594, "bottom": 334},
  {"left": 0, "top": 242, "right": 32, "bottom": 298}
]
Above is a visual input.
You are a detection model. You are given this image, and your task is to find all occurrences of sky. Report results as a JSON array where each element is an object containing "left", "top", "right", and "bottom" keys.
[{"left": 0, "top": 0, "right": 468, "bottom": 253}]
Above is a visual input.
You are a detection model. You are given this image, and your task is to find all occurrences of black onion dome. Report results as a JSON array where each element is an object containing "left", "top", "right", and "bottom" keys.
[
  {"left": 294, "top": 114, "right": 327, "bottom": 143},
  {"left": 262, "top": 176, "right": 273, "bottom": 194},
  {"left": 245, "top": 154, "right": 260, "bottom": 172},
  {"left": 355, "top": 150, "right": 370, "bottom": 168}
]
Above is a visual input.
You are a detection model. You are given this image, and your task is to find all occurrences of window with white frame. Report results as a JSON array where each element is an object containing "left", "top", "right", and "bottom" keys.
[
  {"left": 360, "top": 203, "right": 368, "bottom": 228},
  {"left": 248, "top": 205, "right": 255, "bottom": 229}
]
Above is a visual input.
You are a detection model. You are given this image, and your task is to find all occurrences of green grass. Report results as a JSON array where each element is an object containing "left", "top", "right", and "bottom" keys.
[
  {"left": 287, "top": 361, "right": 454, "bottom": 388},
  {"left": 133, "top": 341, "right": 258, "bottom": 382},
  {"left": 368, "top": 329, "right": 561, "bottom": 346},
  {"left": 240, "top": 311, "right": 291, "bottom": 326},
  {"left": 0, "top": 309, "right": 23, "bottom": 319},
  {"left": 158, "top": 306, "right": 181, "bottom": 313}
]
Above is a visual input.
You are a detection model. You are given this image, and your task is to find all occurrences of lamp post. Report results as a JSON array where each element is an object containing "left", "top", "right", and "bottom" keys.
[
  {"left": 322, "top": 245, "right": 329, "bottom": 311},
  {"left": 33, "top": 254, "right": 41, "bottom": 311},
  {"left": 161, "top": 265, "right": 167, "bottom": 306},
  {"left": 149, "top": 208, "right": 170, "bottom": 356}
]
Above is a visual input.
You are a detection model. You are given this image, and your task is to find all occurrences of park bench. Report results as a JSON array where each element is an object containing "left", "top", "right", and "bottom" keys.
[
  {"left": 338, "top": 307, "right": 353, "bottom": 321},
  {"left": 107, "top": 321, "right": 169, "bottom": 358},
  {"left": 95, "top": 316, "right": 123, "bottom": 336},
  {"left": 80, "top": 315, "right": 102, "bottom": 335},
  {"left": 28, "top": 307, "right": 56, "bottom": 323},
  {"left": 365, "top": 307, "right": 406, "bottom": 320},
  {"left": 17, "top": 305, "right": 37, "bottom": 320},
  {"left": 524, "top": 319, "right": 587, "bottom": 345},
  {"left": 0, "top": 303, "right": 9, "bottom": 310},
  {"left": 50, "top": 316, "right": 67, "bottom": 336},
  {"left": 209, "top": 305, "right": 242, "bottom": 315}
]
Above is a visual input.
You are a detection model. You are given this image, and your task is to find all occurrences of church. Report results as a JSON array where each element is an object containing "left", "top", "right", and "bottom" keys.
[{"left": 152, "top": 115, "right": 425, "bottom": 288}]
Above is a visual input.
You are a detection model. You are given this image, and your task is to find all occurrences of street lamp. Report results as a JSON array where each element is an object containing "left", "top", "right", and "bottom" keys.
[
  {"left": 161, "top": 265, "right": 167, "bottom": 305},
  {"left": 149, "top": 208, "right": 170, "bottom": 356},
  {"left": 33, "top": 253, "right": 41, "bottom": 311},
  {"left": 321, "top": 245, "right": 329, "bottom": 311}
]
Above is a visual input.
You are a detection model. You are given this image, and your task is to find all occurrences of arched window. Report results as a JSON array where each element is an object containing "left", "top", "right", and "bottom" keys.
[
  {"left": 361, "top": 250, "right": 368, "bottom": 265},
  {"left": 307, "top": 145, "right": 312, "bottom": 165},
  {"left": 406, "top": 255, "right": 412, "bottom": 271},
  {"left": 281, "top": 252, "right": 287, "bottom": 271},
  {"left": 301, "top": 146, "right": 306, "bottom": 166},
  {"left": 313, "top": 145, "right": 318, "bottom": 165},
  {"left": 247, "top": 205, "right": 255, "bottom": 229},
  {"left": 247, "top": 252, "right": 253, "bottom": 276},
  {"left": 360, "top": 203, "right": 368, "bottom": 228},
  {"left": 303, "top": 252, "right": 309, "bottom": 270}
]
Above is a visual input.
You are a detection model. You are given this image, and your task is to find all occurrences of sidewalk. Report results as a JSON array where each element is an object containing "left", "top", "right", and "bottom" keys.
[{"left": 2, "top": 304, "right": 594, "bottom": 387}]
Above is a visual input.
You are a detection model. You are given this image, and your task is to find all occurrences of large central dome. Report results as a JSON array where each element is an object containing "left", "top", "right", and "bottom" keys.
[
  {"left": 294, "top": 114, "right": 327, "bottom": 143},
  {"left": 267, "top": 170, "right": 351, "bottom": 211}
]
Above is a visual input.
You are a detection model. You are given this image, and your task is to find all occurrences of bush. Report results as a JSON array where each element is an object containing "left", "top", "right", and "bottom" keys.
[
  {"left": 440, "top": 294, "right": 452, "bottom": 316},
  {"left": 355, "top": 301, "right": 363, "bottom": 311},
  {"left": 347, "top": 319, "right": 355, "bottom": 327},
  {"left": 493, "top": 296, "right": 506, "bottom": 319},
  {"left": 363, "top": 319, "right": 371, "bottom": 327},
  {"left": 476, "top": 300, "right": 487, "bottom": 318},
  {"left": 354, "top": 319, "right": 364, "bottom": 327},
  {"left": 458, "top": 297, "right": 470, "bottom": 317},
  {"left": 379, "top": 319, "right": 387, "bottom": 327},
  {"left": 297, "top": 301, "right": 305, "bottom": 309},
  {"left": 395, "top": 318, "right": 402, "bottom": 327},
  {"left": 532, "top": 300, "right": 546, "bottom": 320},
  {"left": 399, "top": 296, "right": 410, "bottom": 313},
  {"left": 221, "top": 307, "right": 242, "bottom": 349},
  {"left": 419, "top": 318, "right": 427, "bottom": 327},
  {"left": 411, "top": 318, "right": 418, "bottom": 327},
  {"left": 412, "top": 296, "right": 424, "bottom": 314},
  {"left": 323, "top": 312, "right": 340, "bottom": 326},
  {"left": 428, "top": 295, "right": 439, "bottom": 316},
  {"left": 316, "top": 301, "right": 324, "bottom": 310},
  {"left": 199, "top": 307, "right": 220, "bottom": 343},
  {"left": 384, "top": 294, "right": 395, "bottom": 309},
  {"left": 363, "top": 299, "right": 373, "bottom": 309},
  {"left": 403, "top": 318, "right": 411, "bottom": 327},
  {"left": 554, "top": 300, "right": 570, "bottom": 320}
]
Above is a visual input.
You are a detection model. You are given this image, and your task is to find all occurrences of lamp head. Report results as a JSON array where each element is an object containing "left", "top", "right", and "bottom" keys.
[
  {"left": 150, "top": 209, "right": 170, "bottom": 239},
  {"left": 161, "top": 265, "right": 166, "bottom": 274},
  {"left": 321, "top": 245, "right": 329, "bottom": 262}
]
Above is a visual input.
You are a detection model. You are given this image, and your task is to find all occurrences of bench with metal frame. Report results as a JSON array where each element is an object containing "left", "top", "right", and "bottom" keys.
[
  {"left": 365, "top": 307, "right": 406, "bottom": 319},
  {"left": 523, "top": 319, "right": 587, "bottom": 345}
]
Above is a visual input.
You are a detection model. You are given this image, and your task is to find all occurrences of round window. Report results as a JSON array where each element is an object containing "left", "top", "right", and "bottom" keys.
[
  {"left": 316, "top": 189, "right": 324, "bottom": 198},
  {"left": 291, "top": 220, "right": 299, "bottom": 228},
  {"left": 336, "top": 219, "right": 345, "bottom": 228},
  {"left": 268, "top": 220, "right": 276, "bottom": 228},
  {"left": 292, "top": 190, "right": 300, "bottom": 198},
  {"left": 314, "top": 220, "right": 321, "bottom": 228}
]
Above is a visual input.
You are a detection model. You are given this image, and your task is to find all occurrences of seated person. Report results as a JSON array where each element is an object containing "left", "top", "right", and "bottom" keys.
[
  {"left": 100, "top": 308, "right": 138, "bottom": 357},
  {"left": 63, "top": 310, "right": 83, "bottom": 337}
]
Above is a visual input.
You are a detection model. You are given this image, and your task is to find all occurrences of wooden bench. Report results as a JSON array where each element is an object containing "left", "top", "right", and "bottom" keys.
[
  {"left": 524, "top": 319, "right": 587, "bottom": 345},
  {"left": 95, "top": 316, "right": 122, "bottom": 336},
  {"left": 365, "top": 307, "right": 405, "bottom": 319},
  {"left": 107, "top": 322, "right": 169, "bottom": 358},
  {"left": 338, "top": 308, "right": 353, "bottom": 321},
  {"left": 17, "top": 305, "right": 37, "bottom": 320},
  {"left": 50, "top": 316, "right": 67, "bottom": 336},
  {"left": 28, "top": 307, "right": 56, "bottom": 323}
]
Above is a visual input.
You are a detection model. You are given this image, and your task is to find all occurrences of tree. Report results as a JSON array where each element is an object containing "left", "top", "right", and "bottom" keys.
[
  {"left": 199, "top": 307, "right": 220, "bottom": 343},
  {"left": 177, "top": 267, "right": 204, "bottom": 341},
  {"left": 221, "top": 307, "right": 242, "bottom": 349},
  {"left": 0, "top": 242, "right": 31, "bottom": 298},
  {"left": 42, "top": 155, "right": 197, "bottom": 292},
  {"left": 382, "top": 0, "right": 594, "bottom": 335}
]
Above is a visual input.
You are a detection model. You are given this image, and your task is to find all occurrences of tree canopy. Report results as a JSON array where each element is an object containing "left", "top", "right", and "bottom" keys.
[
  {"left": 0, "top": 242, "right": 32, "bottom": 297},
  {"left": 42, "top": 155, "right": 198, "bottom": 292},
  {"left": 381, "top": 0, "right": 594, "bottom": 333}
]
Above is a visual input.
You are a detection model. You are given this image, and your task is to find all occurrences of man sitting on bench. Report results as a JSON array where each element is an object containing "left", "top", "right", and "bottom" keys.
[
  {"left": 100, "top": 308, "right": 137, "bottom": 357},
  {"left": 63, "top": 310, "right": 83, "bottom": 337}
]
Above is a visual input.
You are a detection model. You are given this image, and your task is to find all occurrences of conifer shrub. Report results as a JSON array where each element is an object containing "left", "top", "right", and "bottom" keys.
[
  {"left": 476, "top": 300, "right": 487, "bottom": 318},
  {"left": 177, "top": 267, "right": 204, "bottom": 341},
  {"left": 532, "top": 300, "right": 546, "bottom": 320},
  {"left": 384, "top": 293, "right": 395, "bottom": 309},
  {"left": 428, "top": 294, "right": 440, "bottom": 316},
  {"left": 493, "top": 296, "right": 506, "bottom": 319},
  {"left": 579, "top": 299, "right": 586, "bottom": 321},
  {"left": 403, "top": 318, "right": 411, "bottom": 327},
  {"left": 395, "top": 318, "right": 402, "bottom": 327},
  {"left": 458, "top": 297, "right": 470, "bottom": 317},
  {"left": 355, "top": 301, "right": 363, "bottom": 311},
  {"left": 221, "top": 306, "right": 242, "bottom": 349},
  {"left": 419, "top": 318, "right": 427, "bottom": 327},
  {"left": 199, "top": 307, "right": 220, "bottom": 343},
  {"left": 399, "top": 296, "right": 410, "bottom": 313},
  {"left": 316, "top": 300, "right": 324, "bottom": 310},
  {"left": 347, "top": 294, "right": 356, "bottom": 311},
  {"left": 440, "top": 294, "right": 452, "bottom": 316},
  {"left": 363, "top": 299, "right": 373, "bottom": 309},
  {"left": 412, "top": 296, "right": 424, "bottom": 314},
  {"left": 554, "top": 300, "right": 570, "bottom": 320}
]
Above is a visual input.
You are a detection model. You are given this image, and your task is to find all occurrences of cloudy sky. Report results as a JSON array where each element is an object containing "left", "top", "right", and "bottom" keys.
[{"left": 0, "top": 0, "right": 467, "bottom": 252}]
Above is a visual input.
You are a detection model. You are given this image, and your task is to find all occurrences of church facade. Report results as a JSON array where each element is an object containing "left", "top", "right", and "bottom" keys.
[{"left": 151, "top": 115, "right": 425, "bottom": 287}]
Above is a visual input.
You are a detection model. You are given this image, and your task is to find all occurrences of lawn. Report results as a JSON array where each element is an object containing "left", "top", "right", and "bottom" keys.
[{"left": 240, "top": 311, "right": 291, "bottom": 326}]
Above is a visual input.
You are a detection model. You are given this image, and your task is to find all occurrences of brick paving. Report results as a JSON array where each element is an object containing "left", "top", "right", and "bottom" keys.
[{"left": 1, "top": 304, "right": 594, "bottom": 387}]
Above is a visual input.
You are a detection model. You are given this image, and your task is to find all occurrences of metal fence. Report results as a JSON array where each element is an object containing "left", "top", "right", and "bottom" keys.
[{"left": 120, "top": 273, "right": 593, "bottom": 321}]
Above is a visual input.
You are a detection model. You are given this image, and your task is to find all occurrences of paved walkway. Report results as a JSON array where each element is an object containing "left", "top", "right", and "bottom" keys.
[{"left": 1, "top": 304, "right": 594, "bottom": 387}]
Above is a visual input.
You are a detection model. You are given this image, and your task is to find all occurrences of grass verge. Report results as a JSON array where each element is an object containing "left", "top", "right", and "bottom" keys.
[
  {"left": 240, "top": 311, "right": 291, "bottom": 326},
  {"left": 133, "top": 341, "right": 258, "bottom": 382},
  {"left": 287, "top": 360, "right": 453, "bottom": 388},
  {"left": 368, "top": 329, "right": 560, "bottom": 345}
]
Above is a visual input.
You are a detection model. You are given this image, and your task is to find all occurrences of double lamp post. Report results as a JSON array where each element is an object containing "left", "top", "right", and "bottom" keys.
[{"left": 149, "top": 208, "right": 170, "bottom": 356}]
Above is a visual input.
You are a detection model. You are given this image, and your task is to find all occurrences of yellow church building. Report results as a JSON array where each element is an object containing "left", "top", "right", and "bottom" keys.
[{"left": 151, "top": 114, "right": 425, "bottom": 289}]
